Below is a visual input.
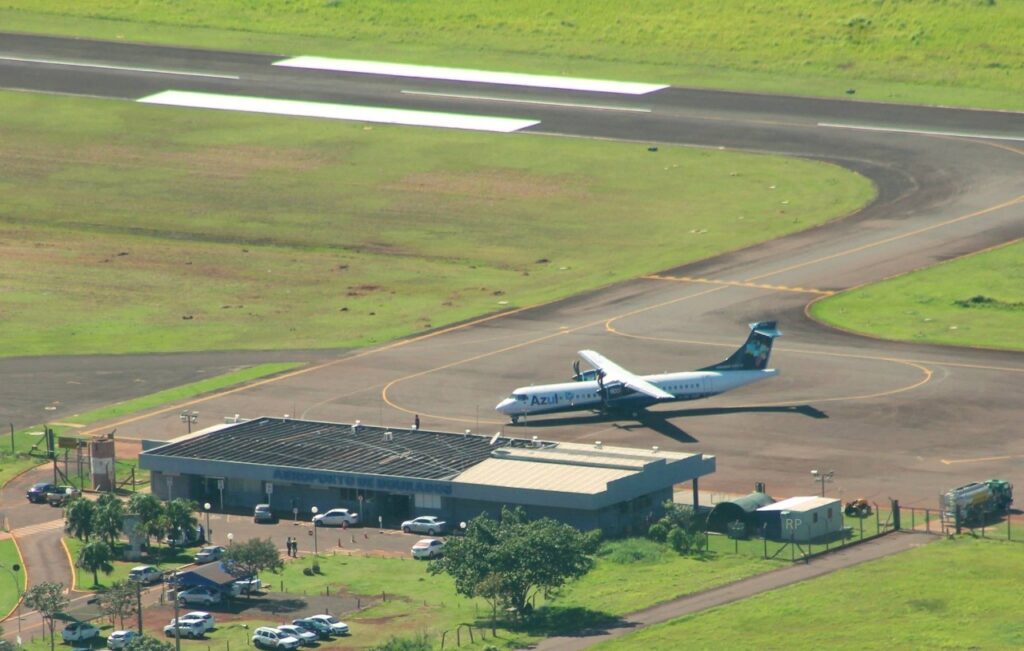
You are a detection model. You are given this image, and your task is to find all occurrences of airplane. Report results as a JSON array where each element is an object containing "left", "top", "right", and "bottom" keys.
[{"left": 495, "top": 321, "right": 782, "bottom": 424}]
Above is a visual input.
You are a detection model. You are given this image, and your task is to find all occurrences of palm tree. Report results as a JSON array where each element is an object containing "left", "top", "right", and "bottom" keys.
[
  {"left": 164, "top": 498, "right": 199, "bottom": 545},
  {"left": 95, "top": 494, "right": 126, "bottom": 547},
  {"left": 65, "top": 497, "right": 96, "bottom": 542},
  {"left": 78, "top": 540, "right": 114, "bottom": 587}
]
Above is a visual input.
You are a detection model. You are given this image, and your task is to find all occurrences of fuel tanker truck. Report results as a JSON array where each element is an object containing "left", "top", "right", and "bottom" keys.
[{"left": 941, "top": 479, "right": 1013, "bottom": 525}]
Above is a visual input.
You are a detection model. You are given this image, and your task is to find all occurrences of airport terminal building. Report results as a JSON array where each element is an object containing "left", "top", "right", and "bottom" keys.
[{"left": 140, "top": 417, "right": 715, "bottom": 535}]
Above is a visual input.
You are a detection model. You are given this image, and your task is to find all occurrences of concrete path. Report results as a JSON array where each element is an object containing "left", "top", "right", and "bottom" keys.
[{"left": 534, "top": 531, "right": 935, "bottom": 650}]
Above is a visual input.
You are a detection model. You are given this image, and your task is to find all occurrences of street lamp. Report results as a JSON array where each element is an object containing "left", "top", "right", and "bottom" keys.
[
  {"left": 203, "top": 502, "right": 212, "bottom": 544},
  {"left": 179, "top": 410, "right": 199, "bottom": 433},
  {"left": 311, "top": 506, "right": 319, "bottom": 556},
  {"left": 811, "top": 469, "right": 834, "bottom": 497},
  {"left": 1, "top": 561, "right": 23, "bottom": 641}
]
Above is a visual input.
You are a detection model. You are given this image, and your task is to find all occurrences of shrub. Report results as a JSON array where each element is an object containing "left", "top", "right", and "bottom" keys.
[
  {"left": 598, "top": 538, "right": 665, "bottom": 564},
  {"left": 647, "top": 522, "right": 668, "bottom": 542},
  {"left": 371, "top": 632, "right": 431, "bottom": 651}
]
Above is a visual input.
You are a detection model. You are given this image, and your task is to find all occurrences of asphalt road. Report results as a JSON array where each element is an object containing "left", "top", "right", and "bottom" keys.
[{"left": 1, "top": 33, "right": 1023, "bottom": 508}]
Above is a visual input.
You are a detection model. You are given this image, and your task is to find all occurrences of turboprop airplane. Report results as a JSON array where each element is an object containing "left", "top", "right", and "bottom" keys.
[{"left": 495, "top": 321, "right": 781, "bottom": 424}]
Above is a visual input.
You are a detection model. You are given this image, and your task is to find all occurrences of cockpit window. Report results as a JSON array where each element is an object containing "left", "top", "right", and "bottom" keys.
[{"left": 513, "top": 393, "right": 527, "bottom": 402}]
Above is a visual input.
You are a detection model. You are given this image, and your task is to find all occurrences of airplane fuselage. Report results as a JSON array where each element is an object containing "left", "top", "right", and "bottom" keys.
[{"left": 496, "top": 368, "right": 777, "bottom": 420}]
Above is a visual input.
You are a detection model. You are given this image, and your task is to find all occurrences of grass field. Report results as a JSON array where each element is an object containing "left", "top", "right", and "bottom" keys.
[
  {"left": 0, "top": 538, "right": 27, "bottom": 619},
  {"left": 1, "top": 1, "right": 1022, "bottom": 109},
  {"left": 811, "top": 240, "right": 1024, "bottom": 351},
  {"left": 0, "top": 363, "right": 299, "bottom": 487},
  {"left": 0, "top": 90, "right": 873, "bottom": 357},
  {"left": 64, "top": 536, "right": 198, "bottom": 590},
  {"left": 595, "top": 536, "right": 1024, "bottom": 650}
]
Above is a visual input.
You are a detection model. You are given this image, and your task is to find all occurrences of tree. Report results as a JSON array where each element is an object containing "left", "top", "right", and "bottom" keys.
[
  {"left": 221, "top": 537, "right": 283, "bottom": 596},
  {"left": 65, "top": 497, "right": 97, "bottom": 542},
  {"left": 429, "top": 507, "right": 599, "bottom": 622},
  {"left": 99, "top": 580, "right": 138, "bottom": 630},
  {"left": 95, "top": 493, "right": 126, "bottom": 547},
  {"left": 124, "top": 635, "right": 174, "bottom": 651},
  {"left": 78, "top": 540, "right": 115, "bottom": 586},
  {"left": 23, "top": 582, "right": 68, "bottom": 651},
  {"left": 648, "top": 502, "right": 706, "bottom": 555},
  {"left": 128, "top": 493, "right": 165, "bottom": 545},
  {"left": 163, "top": 498, "right": 199, "bottom": 544}
]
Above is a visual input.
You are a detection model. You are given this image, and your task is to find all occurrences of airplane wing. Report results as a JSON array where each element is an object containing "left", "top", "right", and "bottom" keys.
[{"left": 577, "top": 350, "right": 674, "bottom": 400}]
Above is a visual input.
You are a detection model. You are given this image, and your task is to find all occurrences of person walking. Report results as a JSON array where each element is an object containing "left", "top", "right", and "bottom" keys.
[{"left": 414, "top": 414, "right": 420, "bottom": 430}]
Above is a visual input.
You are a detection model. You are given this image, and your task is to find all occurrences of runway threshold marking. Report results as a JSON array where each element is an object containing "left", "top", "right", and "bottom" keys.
[
  {"left": 818, "top": 122, "right": 1024, "bottom": 143},
  {"left": 0, "top": 55, "right": 240, "bottom": 79},
  {"left": 138, "top": 91, "right": 540, "bottom": 133},
  {"left": 400, "top": 90, "right": 651, "bottom": 113},
  {"left": 274, "top": 56, "right": 668, "bottom": 95},
  {"left": 644, "top": 274, "right": 834, "bottom": 295}
]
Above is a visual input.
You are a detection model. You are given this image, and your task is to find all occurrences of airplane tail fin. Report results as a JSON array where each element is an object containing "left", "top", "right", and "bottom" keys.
[{"left": 700, "top": 321, "right": 782, "bottom": 371}]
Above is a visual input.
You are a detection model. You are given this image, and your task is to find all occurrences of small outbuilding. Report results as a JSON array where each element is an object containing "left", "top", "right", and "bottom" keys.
[
  {"left": 757, "top": 496, "right": 843, "bottom": 542},
  {"left": 706, "top": 491, "right": 776, "bottom": 534},
  {"left": 172, "top": 561, "right": 237, "bottom": 593}
]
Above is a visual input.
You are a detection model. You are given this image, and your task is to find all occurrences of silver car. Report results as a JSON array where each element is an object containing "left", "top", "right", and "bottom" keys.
[{"left": 401, "top": 515, "right": 447, "bottom": 535}]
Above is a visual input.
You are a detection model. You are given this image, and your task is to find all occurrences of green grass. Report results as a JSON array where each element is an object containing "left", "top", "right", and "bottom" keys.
[
  {"left": 1, "top": 1, "right": 1022, "bottom": 109},
  {"left": 0, "top": 90, "right": 873, "bottom": 357},
  {"left": 0, "top": 538, "right": 28, "bottom": 618},
  {"left": 811, "top": 240, "right": 1024, "bottom": 351},
  {"left": 0, "top": 363, "right": 299, "bottom": 488},
  {"left": 65, "top": 536, "right": 198, "bottom": 590},
  {"left": 596, "top": 536, "right": 1024, "bottom": 651}
]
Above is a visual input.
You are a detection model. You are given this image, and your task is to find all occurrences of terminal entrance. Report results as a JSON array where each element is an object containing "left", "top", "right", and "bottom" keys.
[{"left": 379, "top": 493, "right": 412, "bottom": 526}]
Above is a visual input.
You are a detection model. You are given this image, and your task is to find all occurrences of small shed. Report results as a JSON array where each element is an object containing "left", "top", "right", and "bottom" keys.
[
  {"left": 173, "top": 561, "right": 237, "bottom": 593},
  {"left": 706, "top": 492, "right": 776, "bottom": 534},
  {"left": 757, "top": 496, "right": 842, "bottom": 542}
]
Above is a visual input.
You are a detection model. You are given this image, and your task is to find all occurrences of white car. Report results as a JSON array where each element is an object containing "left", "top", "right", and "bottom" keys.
[
  {"left": 61, "top": 622, "right": 100, "bottom": 642},
  {"left": 312, "top": 508, "right": 359, "bottom": 527},
  {"left": 307, "top": 614, "right": 349, "bottom": 636},
  {"left": 252, "top": 626, "right": 300, "bottom": 649},
  {"left": 177, "top": 586, "right": 222, "bottom": 606},
  {"left": 275, "top": 625, "right": 318, "bottom": 646},
  {"left": 107, "top": 630, "right": 138, "bottom": 650},
  {"left": 128, "top": 565, "right": 162, "bottom": 585},
  {"left": 179, "top": 611, "right": 215, "bottom": 632},
  {"left": 401, "top": 515, "right": 447, "bottom": 535},
  {"left": 193, "top": 545, "right": 226, "bottom": 564},
  {"left": 411, "top": 538, "right": 445, "bottom": 559},
  {"left": 164, "top": 620, "right": 206, "bottom": 639},
  {"left": 232, "top": 576, "right": 263, "bottom": 596}
]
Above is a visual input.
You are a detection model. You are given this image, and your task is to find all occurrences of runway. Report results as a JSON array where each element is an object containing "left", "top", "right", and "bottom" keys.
[{"left": 1, "top": 32, "right": 1023, "bottom": 505}]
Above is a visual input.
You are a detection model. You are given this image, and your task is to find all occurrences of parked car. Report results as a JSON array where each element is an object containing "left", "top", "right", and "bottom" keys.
[
  {"left": 231, "top": 576, "right": 262, "bottom": 596},
  {"left": 193, "top": 545, "right": 226, "bottom": 564},
  {"left": 164, "top": 620, "right": 206, "bottom": 639},
  {"left": 411, "top": 538, "right": 445, "bottom": 560},
  {"left": 178, "top": 611, "right": 216, "bottom": 633},
  {"left": 254, "top": 503, "right": 274, "bottom": 523},
  {"left": 61, "top": 621, "right": 99, "bottom": 643},
  {"left": 401, "top": 515, "right": 447, "bottom": 535},
  {"left": 107, "top": 630, "right": 138, "bottom": 650},
  {"left": 177, "top": 586, "right": 222, "bottom": 606},
  {"left": 306, "top": 614, "right": 349, "bottom": 636},
  {"left": 26, "top": 482, "right": 58, "bottom": 503},
  {"left": 312, "top": 508, "right": 359, "bottom": 527},
  {"left": 46, "top": 485, "right": 80, "bottom": 506},
  {"left": 128, "top": 565, "right": 163, "bottom": 585},
  {"left": 291, "top": 618, "right": 331, "bottom": 640},
  {"left": 275, "top": 625, "right": 317, "bottom": 647},
  {"left": 252, "top": 627, "right": 300, "bottom": 650},
  {"left": 165, "top": 524, "right": 204, "bottom": 547}
]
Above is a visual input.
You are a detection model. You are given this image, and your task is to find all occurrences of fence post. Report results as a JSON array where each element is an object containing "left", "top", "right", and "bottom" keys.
[
  {"left": 911, "top": 507, "right": 915, "bottom": 530},
  {"left": 763, "top": 536, "right": 767, "bottom": 559},
  {"left": 1009, "top": 511, "right": 1012, "bottom": 541}
]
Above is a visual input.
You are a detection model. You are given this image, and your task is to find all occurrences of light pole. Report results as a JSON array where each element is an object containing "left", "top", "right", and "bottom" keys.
[
  {"left": 203, "top": 502, "right": 212, "bottom": 544},
  {"left": 1, "top": 561, "right": 23, "bottom": 641},
  {"left": 179, "top": 410, "right": 199, "bottom": 433},
  {"left": 311, "top": 506, "right": 319, "bottom": 556},
  {"left": 811, "top": 469, "right": 834, "bottom": 497}
]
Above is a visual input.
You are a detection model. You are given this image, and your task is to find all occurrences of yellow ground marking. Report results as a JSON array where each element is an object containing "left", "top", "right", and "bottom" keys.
[
  {"left": 78, "top": 305, "right": 536, "bottom": 436},
  {"left": 940, "top": 455, "right": 1024, "bottom": 465},
  {"left": 60, "top": 535, "right": 78, "bottom": 591},
  {"left": 381, "top": 285, "right": 731, "bottom": 425},
  {"left": 745, "top": 194, "right": 1024, "bottom": 282},
  {"left": 48, "top": 422, "right": 84, "bottom": 428},
  {"left": 645, "top": 274, "right": 834, "bottom": 295}
]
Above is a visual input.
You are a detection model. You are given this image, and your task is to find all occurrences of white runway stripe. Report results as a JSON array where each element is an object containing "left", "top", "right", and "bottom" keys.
[
  {"left": 137, "top": 90, "right": 540, "bottom": 132},
  {"left": 817, "top": 122, "right": 1024, "bottom": 142},
  {"left": 275, "top": 56, "right": 668, "bottom": 95},
  {"left": 0, "top": 55, "right": 239, "bottom": 79}
]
